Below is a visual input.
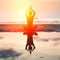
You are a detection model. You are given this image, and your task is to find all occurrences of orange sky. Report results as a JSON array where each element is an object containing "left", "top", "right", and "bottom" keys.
[{"left": 0, "top": 0, "right": 60, "bottom": 22}]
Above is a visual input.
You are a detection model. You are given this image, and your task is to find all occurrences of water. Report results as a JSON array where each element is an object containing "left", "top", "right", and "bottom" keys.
[{"left": 0, "top": 32, "right": 60, "bottom": 60}]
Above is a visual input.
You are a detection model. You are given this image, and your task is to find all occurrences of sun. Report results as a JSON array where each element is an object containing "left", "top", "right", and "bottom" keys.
[
  {"left": 20, "top": 9, "right": 26, "bottom": 17},
  {"left": 12, "top": 0, "right": 29, "bottom": 23},
  {"left": 14, "top": 8, "right": 27, "bottom": 23}
]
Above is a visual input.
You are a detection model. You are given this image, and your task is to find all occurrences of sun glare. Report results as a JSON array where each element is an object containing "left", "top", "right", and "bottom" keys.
[
  {"left": 20, "top": 9, "right": 26, "bottom": 17},
  {"left": 12, "top": 0, "right": 30, "bottom": 23},
  {"left": 14, "top": 8, "right": 27, "bottom": 23}
]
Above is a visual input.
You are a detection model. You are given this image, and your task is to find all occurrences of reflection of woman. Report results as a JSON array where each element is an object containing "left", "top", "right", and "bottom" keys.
[
  {"left": 23, "top": 26, "right": 38, "bottom": 54},
  {"left": 26, "top": 6, "right": 35, "bottom": 25},
  {"left": 25, "top": 34, "right": 35, "bottom": 54}
]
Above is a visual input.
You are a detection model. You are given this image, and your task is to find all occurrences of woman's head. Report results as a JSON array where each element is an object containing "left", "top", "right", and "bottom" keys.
[{"left": 28, "top": 45, "right": 32, "bottom": 50}]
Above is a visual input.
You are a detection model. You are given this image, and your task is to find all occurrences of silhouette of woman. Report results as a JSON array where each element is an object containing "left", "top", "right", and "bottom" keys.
[
  {"left": 24, "top": 6, "right": 37, "bottom": 54},
  {"left": 25, "top": 33, "right": 35, "bottom": 54},
  {"left": 26, "top": 6, "right": 35, "bottom": 25}
]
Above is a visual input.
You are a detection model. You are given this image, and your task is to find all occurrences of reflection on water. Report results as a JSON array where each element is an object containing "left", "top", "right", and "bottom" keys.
[
  {"left": 0, "top": 32, "right": 60, "bottom": 60},
  {"left": 25, "top": 33, "right": 36, "bottom": 55},
  {"left": 23, "top": 31, "right": 37, "bottom": 54},
  {"left": 23, "top": 23, "right": 38, "bottom": 54}
]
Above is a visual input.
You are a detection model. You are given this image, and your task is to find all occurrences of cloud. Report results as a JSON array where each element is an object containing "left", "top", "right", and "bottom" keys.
[
  {"left": 34, "top": 36, "right": 60, "bottom": 41},
  {"left": 34, "top": 36, "right": 60, "bottom": 46},
  {"left": 0, "top": 37, "right": 4, "bottom": 39},
  {"left": 52, "top": 38, "right": 60, "bottom": 41},
  {"left": 0, "top": 48, "right": 23, "bottom": 59}
]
